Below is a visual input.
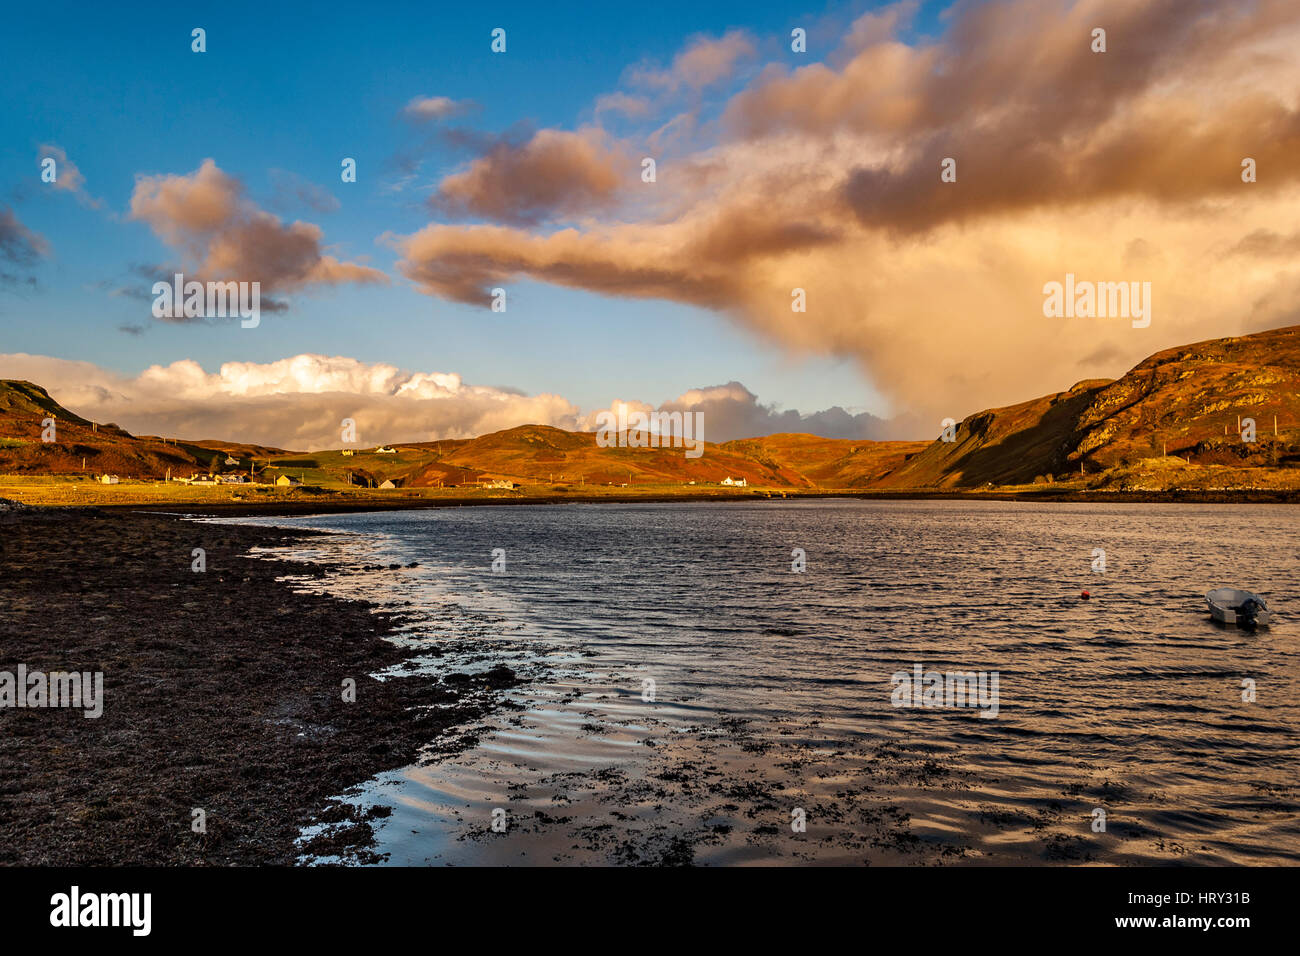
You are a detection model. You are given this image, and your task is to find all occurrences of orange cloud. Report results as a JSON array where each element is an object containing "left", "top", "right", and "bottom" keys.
[
  {"left": 397, "top": 0, "right": 1300, "bottom": 423},
  {"left": 627, "top": 30, "right": 755, "bottom": 91},
  {"left": 433, "top": 129, "right": 629, "bottom": 225},
  {"left": 129, "top": 159, "right": 386, "bottom": 309}
]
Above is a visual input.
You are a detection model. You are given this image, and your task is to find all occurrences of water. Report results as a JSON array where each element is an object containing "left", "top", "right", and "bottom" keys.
[{"left": 221, "top": 499, "right": 1300, "bottom": 865}]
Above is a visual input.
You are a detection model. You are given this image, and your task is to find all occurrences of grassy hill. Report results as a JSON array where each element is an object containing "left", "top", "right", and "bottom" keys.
[{"left": 0, "top": 380, "right": 262, "bottom": 479}]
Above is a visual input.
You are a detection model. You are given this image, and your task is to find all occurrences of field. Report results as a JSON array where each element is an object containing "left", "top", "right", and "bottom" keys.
[{"left": 0, "top": 473, "right": 794, "bottom": 509}]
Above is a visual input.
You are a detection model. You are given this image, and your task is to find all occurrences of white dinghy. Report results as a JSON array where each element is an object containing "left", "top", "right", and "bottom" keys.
[{"left": 1206, "top": 588, "right": 1270, "bottom": 628}]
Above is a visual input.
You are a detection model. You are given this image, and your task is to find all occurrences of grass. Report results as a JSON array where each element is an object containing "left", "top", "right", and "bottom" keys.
[{"left": 0, "top": 474, "right": 793, "bottom": 508}]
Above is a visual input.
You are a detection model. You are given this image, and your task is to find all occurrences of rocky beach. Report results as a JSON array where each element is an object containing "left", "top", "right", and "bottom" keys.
[{"left": 0, "top": 503, "right": 519, "bottom": 865}]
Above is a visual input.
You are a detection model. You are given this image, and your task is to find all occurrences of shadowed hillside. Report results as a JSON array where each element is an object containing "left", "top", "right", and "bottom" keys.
[{"left": 877, "top": 326, "right": 1300, "bottom": 489}]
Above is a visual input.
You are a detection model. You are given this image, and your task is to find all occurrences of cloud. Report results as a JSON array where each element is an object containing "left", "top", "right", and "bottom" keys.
[
  {"left": 128, "top": 159, "right": 386, "bottom": 315},
  {"left": 0, "top": 206, "right": 48, "bottom": 265},
  {"left": 585, "top": 382, "right": 910, "bottom": 441},
  {"left": 37, "top": 144, "right": 105, "bottom": 209},
  {"left": 432, "top": 128, "right": 629, "bottom": 225},
  {"left": 594, "top": 92, "right": 652, "bottom": 119},
  {"left": 0, "top": 206, "right": 48, "bottom": 288},
  {"left": 403, "top": 95, "right": 475, "bottom": 122},
  {"left": 0, "top": 352, "right": 581, "bottom": 450},
  {"left": 0, "top": 352, "right": 894, "bottom": 449},
  {"left": 268, "top": 169, "right": 340, "bottom": 214},
  {"left": 627, "top": 30, "right": 755, "bottom": 92},
  {"left": 394, "top": 0, "right": 1300, "bottom": 424}
]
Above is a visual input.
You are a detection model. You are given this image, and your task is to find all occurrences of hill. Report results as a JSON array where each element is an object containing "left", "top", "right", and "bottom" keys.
[
  {"left": 3, "top": 325, "right": 1299, "bottom": 495},
  {"left": 404, "top": 424, "right": 810, "bottom": 488},
  {"left": 877, "top": 326, "right": 1300, "bottom": 489},
  {"left": 0, "top": 380, "right": 267, "bottom": 479},
  {"left": 720, "top": 433, "right": 931, "bottom": 488}
]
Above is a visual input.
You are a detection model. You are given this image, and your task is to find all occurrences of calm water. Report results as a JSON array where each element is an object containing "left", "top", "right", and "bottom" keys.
[{"left": 223, "top": 500, "right": 1300, "bottom": 865}]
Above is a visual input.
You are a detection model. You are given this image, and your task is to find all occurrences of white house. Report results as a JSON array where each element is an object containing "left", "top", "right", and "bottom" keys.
[
  {"left": 720, "top": 476, "right": 747, "bottom": 487},
  {"left": 98, "top": 474, "right": 120, "bottom": 485},
  {"left": 276, "top": 474, "right": 303, "bottom": 487},
  {"left": 341, "top": 449, "right": 355, "bottom": 457},
  {"left": 223, "top": 455, "right": 240, "bottom": 466},
  {"left": 375, "top": 446, "right": 397, "bottom": 454},
  {"left": 378, "top": 479, "right": 398, "bottom": 490}
]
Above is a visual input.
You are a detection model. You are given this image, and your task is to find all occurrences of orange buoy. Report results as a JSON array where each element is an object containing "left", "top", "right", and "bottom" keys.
[{"left": 1081, "top": 590, "right": 1091, "bottom": 599}]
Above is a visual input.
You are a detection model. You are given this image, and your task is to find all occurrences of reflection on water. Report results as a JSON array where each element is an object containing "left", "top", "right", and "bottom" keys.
[{"left": 224, "top": 499, "right": 1300, "bottom": 865}]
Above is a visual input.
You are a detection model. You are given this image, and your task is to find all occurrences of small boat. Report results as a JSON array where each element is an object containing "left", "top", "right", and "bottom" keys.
[{"left": 1206, "top": 588, "right": 1271, "bottom": 628}]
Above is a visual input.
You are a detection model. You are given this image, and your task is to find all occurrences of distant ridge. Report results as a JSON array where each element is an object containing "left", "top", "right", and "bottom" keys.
[{"left": 2, "top": 325, "right": 1298, "bottom": 490}]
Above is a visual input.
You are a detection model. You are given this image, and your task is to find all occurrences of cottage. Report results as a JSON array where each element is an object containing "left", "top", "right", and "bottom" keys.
[
  {"left": 224, "top": 455, "right": 240, "bottom": 466},
  {"left": 720, "top": 477, "right": 747, "bottom": 487},
  {"left": 341, "top": 449, "right": 355, "bottom": 457},
  {"left": 375, "top": 446, "right": 397, "bottom": 454},
  {"left": 378, "top": 479, "right": 398, "bottom": 490},
  {"left": 218, "top": 474, "right": 248, "bottom": 484},
  {"left": 483, "top": 479, "right": 518, "bottom": 490},
  {"left": 98, "top": 474, "right": 120, "bottom": 485},
  {"left": 276, "top": 475, "right": 303, "bottom": 487}
]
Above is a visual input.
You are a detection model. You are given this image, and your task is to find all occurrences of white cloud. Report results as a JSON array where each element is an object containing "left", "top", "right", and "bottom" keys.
[
  {"left": 0, "top": 353, "right": 579, "bottom": 450},
  {"left": 403, "top": 95, "right": 473, "bottom": 122},
  {"left": 0, "top": 353, "right": 905, "bottom": 449}
]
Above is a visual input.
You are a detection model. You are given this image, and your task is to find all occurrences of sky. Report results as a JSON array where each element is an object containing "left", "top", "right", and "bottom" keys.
[{"left": 1, "top": 0, "right": 1298, "bottom": 450}]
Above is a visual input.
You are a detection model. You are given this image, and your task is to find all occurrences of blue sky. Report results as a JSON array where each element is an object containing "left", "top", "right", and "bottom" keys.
[{"left": 0, "top": 0, "right": 939, "bottom": 421}]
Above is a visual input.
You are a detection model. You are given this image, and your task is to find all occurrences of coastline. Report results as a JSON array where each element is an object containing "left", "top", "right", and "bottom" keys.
[
  {"left": 0, "top": 507, "right": 520, "bottom": 865},
  {"left": 69, "top": 486, "right": 1300, "bottom": 518}
]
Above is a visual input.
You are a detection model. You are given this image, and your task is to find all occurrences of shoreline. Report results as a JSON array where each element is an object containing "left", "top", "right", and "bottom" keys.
[
  {"left": 0, "top": 507, "right": 520, "bottom": 865},
  {"left": 46, "top": 486, "right": 1300, "bottom": 518}
]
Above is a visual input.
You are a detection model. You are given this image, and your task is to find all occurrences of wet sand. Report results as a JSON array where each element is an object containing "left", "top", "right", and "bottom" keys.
[{"left": 0, "top": 504, "right": 519, "bottom": 865}]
